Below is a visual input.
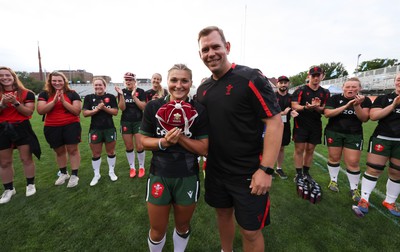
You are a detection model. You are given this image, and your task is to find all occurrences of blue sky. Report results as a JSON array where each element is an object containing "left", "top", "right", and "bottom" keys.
[{"left": 1, "top": 0, "right": 399, "bottom": 85}]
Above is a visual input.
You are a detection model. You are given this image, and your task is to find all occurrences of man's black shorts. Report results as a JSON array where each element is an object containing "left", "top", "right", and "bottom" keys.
[
  {"left": 204, "top": 170, "right": 270, "bottom": 231},
  {"left": 293, "top": 126, "right": 322, "bottom": 145}
]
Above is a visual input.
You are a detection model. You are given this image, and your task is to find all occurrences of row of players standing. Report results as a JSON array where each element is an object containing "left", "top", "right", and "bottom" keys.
[
  {"left": 0, "top": 68, "right": 169, "bottom": 203},
  {"left": 275, "top": 66, "right": 400, "bottom": 217}
]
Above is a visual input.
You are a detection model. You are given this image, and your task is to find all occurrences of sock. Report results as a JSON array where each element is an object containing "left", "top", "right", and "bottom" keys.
[
  {"left": 148, "top": 232, "right": 166, "bottom": 252},
  {"left": 173, "top": 228, "right": 191, "bottom": 252},
  {"left": 384, "top": 178, "right": 400, "bottom": 204},
  {"left": 303, "top": 166, "right": 310, "bottom": 175},
  {"left": 26, "top": 177, "right": 35, "bottom": 186},
  {"left": 276, "top": 167, "right": 282, "bottom": 170},
  {"left": 92, "top": 157, "right": 101, "bottom": 177},
  {"left": 360, "top": 173, "right": 378, "bottom": 202},
  {"left": 59, "top": 167, "right": 67, "bottom": 174},
  {"left": 107, "top": 154, "right": 116, "bottom": 173},
  {"left": 137, "top": 150, "right": 145, "bottom": 168},
  {"left": 296, "top": 168, "right": 303, "bottom": 175},
  {"left": 4, "top": 182, "right": 13, "bottom": 190},
  {"left": 126, "top": 149, "right": 135, "bottom": 169},
  {"left": 71, "top": 169, "right": 79, "bottom": 176},
  {"left": 346, "top": 169, "right": 361, "bottom": 190},
  {"left": 327, "top": 162, "right": 340, "bottom": 182}
]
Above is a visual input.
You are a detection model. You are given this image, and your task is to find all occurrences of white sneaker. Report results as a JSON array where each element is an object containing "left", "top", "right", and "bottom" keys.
[
  {"left": 109, "top": 172, "right": 118, "bottom": 182},
  {"left": 26, "top": 184, "right": 36, "bottom": 197},
  {"left": 90, "top": 175, "right": 101, "bottom": 186},
  {"left": 0, "top": 188, "right": 16, "bottom": 204},
  {"left": 55, "top": 173, "right": 70, "bottom": 186},
  {"left": 67, "top": 175, "right": 79, "bottom": 188}
]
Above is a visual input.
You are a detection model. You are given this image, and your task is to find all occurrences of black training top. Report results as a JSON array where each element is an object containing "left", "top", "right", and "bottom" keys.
[
  {"left": 292, "top": 84, "right": 330, "bottom": 129},
  {"left": 83, "top": 93, "right": 118, "bottom": 130},
  {"left": 196, "top": 64, "right": 281, "bottom": 176},
  {"left": 371, "top": 92, "right": 400, "bottom": 138},
  {"left": 139, "top": 96, "right": 209, "bottom": 178},
  {"left": 119, "top": 88, "right": 146, "bottom": 122},
  {"left": 145, "top": 89, "right": 168, "bottom": 102},
  {"left": 325, "top": 94, "right": 372, "bottom": 134}
]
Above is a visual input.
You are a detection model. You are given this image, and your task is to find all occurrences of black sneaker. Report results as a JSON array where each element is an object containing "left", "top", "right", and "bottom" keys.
[{"left": 275, "top": 169, "right": 288, "bottom": 180}]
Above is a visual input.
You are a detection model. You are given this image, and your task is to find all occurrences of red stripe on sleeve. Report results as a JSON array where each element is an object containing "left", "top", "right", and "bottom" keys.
[
  {"left": 297, "top": 90, "right": 303, "bottom": 103},
  {"left": 248, "top": 81, "right": 273, "bottom": 117}
]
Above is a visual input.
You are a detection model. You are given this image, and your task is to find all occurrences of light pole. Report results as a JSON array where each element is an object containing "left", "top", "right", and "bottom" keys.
[{"left": 356, "top": 53, "right": 362, "bottom": 74}]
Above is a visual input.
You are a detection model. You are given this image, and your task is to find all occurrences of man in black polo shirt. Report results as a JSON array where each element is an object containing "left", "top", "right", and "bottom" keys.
[
  {"left": 196, "top": 26, "right": 283, "bottom": 252},
  {"left": 274, "top": 75, "right": 298, "bottom": 179}
]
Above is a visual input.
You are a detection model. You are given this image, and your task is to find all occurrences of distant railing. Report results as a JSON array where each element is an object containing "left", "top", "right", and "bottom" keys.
[{"left": 289, "top": 65, "right": 399, "bottom": 95}]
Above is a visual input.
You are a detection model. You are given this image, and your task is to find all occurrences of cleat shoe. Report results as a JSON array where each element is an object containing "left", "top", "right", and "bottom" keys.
[
  {"left": 352, "top": 205, "right": 365, "bottom": 217},
  {"left": 67, "top": 175, "right": 79, "bottom": 188},
  {"left": 350, "top": 189, "right": 361, "bottom": 202},
  {"left": 130, "top": 168, "right": 137, "bottom": 178},
  {"left": 357, "top": 198, "right": 369, "bottom": 214},
  {"left": 55, "top": 173, "right": 70, "bottom": 186},
  {"left": 109, "top": 172, "right": 118, "bottom": 182},
  {"left": 138, "top": 167, "right": 145, "bottom": 178},
  {"left": 0, "top": 188, "right": 16, "bottom": 204},
  {"left": 382, "top": 201, "right": 400, "bottom": 217},
  {"left": 26, "top": 184, "right": 36, "bottom": 197},
  {"left": 328, "top": 181, "right": 339, "bottom": 192},
  {"left": 275, "top": 169, "right": 288, "bottom": 180},
  {"left": 90, "top": 175, "right": 101, "bottom": 186}
]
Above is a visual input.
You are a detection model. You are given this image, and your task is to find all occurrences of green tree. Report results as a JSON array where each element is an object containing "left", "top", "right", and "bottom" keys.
[
  {"left": 319, "top": 62, "right": 348, "bottom": 80},
  {"left": 289, "top": 71, "right": 308, "bottom": 86},
  {"left": 16, "top": 71, "right": 44, "bottom": 94},
  {"left": 357, "top": 58, "right": 398, "bottom": 72}
]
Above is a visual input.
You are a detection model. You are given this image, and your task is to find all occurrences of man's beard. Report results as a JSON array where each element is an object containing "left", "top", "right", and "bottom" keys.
[{"left": 279, "top": 87, "right": 287, "bottom": 92}]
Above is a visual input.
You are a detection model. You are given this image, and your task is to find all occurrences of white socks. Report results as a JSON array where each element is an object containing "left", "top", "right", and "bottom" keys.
[
  {"left": 384, "top": 178, "right": 400, "bottom": 203},
  {"left": 92, "top": 158, "right": 101, "bottom": 177},
  {"left": 137, "top": 151, "right": 145, "bottom": 168},
  {"left": 107, "top": 155, "right": 116, "bottom": 173},
  {"left": 148, "top": 232, "right": 166, "bottom": 252},
  {"left": 327, "top": 163, "right": 340, "bottom": 182},
  {"left": 126, "top": 150, "right": 135, "bottom": 169},
  {"left": 173, "top": 228, "right": 190, "bottom": 252}
]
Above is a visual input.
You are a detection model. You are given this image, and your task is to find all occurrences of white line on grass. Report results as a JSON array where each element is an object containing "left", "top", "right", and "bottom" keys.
[{"left": 313, "top": 151, "right": 400, "bottom": 227}]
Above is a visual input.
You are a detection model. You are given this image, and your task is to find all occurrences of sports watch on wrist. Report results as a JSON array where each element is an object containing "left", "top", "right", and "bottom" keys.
[
  {"left": 13, "top": 101, "right": 21, "bottom": 107},
  {"left": 259, "top": 165, "right": 274, "bottom": 175}
]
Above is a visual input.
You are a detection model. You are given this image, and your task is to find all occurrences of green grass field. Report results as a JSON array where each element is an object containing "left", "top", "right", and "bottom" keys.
[{"left": 1, "top": 113, "right": 399, "bottom": 252}]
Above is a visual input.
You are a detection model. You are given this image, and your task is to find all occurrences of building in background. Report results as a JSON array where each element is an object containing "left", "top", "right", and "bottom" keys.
[{"left": 29, "top": 69, "right": 111, "bottom": 84}]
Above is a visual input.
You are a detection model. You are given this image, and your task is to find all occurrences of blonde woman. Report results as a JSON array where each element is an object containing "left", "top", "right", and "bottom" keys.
[
  {"left": 145, "top": 73, "right": 168, "bottom": 102},
  {"left": 140, "top": 64, "right": 208, "bottom": 251},
  {"left": 0, "top": 66, "right": 40, "bottom": 203}
]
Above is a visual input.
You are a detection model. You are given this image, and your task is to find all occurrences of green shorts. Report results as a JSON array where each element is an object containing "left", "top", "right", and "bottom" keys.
[
  {"left": 368, "top": 136, "right": 400, "bottom": 159},
  {"left": 120, "top": 121, "right": 141, "bottom": 134},
  {"left": 324, "top": 130, "right": 363, "bottom": 150},
  {"left": 146, "top": 174, "right": 200, "bottom": 206},
  {"left": 88, "top": 128, "right": 117, "bottom": 144}
]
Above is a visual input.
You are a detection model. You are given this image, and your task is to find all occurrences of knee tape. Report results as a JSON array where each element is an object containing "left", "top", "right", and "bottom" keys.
[
  {"left": 366, "top": 162, "right": 385, "bottom": 171},
  {"left": 389, "top": 161, "right": 400, "bottom": 171}
]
